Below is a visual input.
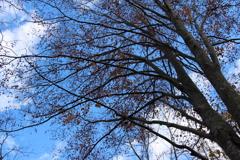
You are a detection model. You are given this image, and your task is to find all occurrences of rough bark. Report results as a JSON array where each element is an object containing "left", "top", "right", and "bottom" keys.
[
  {"left": 161, "top": 0, "right": 240, "bottom": 128},
  {"left": 162, "top": 46, "right": 240, "bottom": 160}
]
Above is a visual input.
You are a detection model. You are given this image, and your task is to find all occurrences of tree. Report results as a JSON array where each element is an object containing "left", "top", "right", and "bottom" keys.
[
  {"left": 1, "top": 0, "right": 240, "bottom": 159},
  {"left": 0, "top": 132, "right": 29, "bottom": 160},
  {"left": 0, "top": 113, "right": 31, "bottom": 160}
]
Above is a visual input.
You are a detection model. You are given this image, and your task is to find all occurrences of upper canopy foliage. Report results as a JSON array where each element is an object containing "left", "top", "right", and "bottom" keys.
[{"left": 0, "top": 0, "right": 240, "bottom": 159}]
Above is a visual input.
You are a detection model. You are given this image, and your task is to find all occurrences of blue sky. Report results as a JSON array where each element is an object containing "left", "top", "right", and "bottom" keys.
[
  {"left": 0, "top": 1, "right": 171, "bottom": 159},
  {"left": 0, "top": 1, "right": 60, "bottom": 159},
  {"left": 0, "top": 0, "right": 239, "bottom": 160}
]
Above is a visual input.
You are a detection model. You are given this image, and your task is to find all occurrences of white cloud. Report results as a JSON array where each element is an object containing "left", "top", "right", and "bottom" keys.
[
  {"left": 0, "top": 135, "right": 17, "bottom": 148},
  {"left": 113, "top": 155, "right": 127, "bottom": 160},
  {"left": 5, "top": 136, "right": 18, "bottom": 149},
  {"left": 231, "top": 59, "right": 240, "bottom": 75},
  {"left": 0, "top": 1, "right": 46, "bottom": 112},
  {"left": 112, "top": 136, "right": 170, "bottom": 160},
  {"left": 0, "top": 1, "right": 23, "bottom": 20},
  {"left": 112, "top": 121, "right": 171, "bottom": 160},
  {"left": 149, "top": 133, "right": 170, "bottom": 160},
  {"left": 1, "top": 20, "right": 45, "bottom": 56},
  {"left": 0, "top": 134, "right": 22, "bottom": 159},
  {"left": 36, "top": 141, "right": 66, "bottom": 160},
  {"left": 0, "top": 94, "right": 19, "bottom": 111},
  {"left": 37, "top": 153, "right": 52, "bottom": 160},
  {"left": 0, "top": 21, "right": 44, "bottom": 111},
  {"left": 229, "top": 57, "right": 240, "bottom": 72}
]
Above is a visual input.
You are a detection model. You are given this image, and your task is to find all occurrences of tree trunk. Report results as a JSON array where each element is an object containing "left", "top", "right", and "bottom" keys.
[
  {"left": 162, "top": 45, "right": 240, "bottom": 160},
  {"left": 162, "top": 0, "right": 240, "bottom": 127}
]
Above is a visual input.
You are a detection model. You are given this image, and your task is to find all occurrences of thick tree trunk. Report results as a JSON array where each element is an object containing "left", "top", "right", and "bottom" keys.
[
  {"left": 161, "top": 45, "right": 240, "bottom": 160},
  {"left": 162, "top": 0, "right": 240, "bottom": 127},
  {"left": 201, "top": 65, "right": 240, "bottom": 125},
  {"left": 177, "top": 64, "right": 240, "bottom": 160},
  {"left": 188, "top": 88, "right": 240, "bottom": 160}
]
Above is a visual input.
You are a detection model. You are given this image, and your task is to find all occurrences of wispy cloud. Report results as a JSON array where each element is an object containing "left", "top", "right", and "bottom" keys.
[
  {"left": 0, "top": 1, "right": 46, "bottom": 112},
  {"left": 35, "top": 141, "right": 66, "bottom": 160},
  {"left": 0, "top": 134, "right": 18, "bottom": 148}
]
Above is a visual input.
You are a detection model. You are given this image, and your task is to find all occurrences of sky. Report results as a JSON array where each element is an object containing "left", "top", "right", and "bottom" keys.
[
  {"left": 0, "top": 1, "right": 172, "bottom": 160},
  {"left": 0, "top": 0, "right": 239, "bottom": 160},
  {"left": 0, "top": 1, "right": 63, "bottom": 159}
]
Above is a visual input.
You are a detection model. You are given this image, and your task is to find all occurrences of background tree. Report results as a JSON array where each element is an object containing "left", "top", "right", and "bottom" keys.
[
  {"left": 1, "top": 0, "right": 240, "bottom": 159},
  {"left": 0, "top": 132, "right": 30, "bottom": 160},
  {"left": 0, "top": 113, "right": 31, "bottom": 160}
]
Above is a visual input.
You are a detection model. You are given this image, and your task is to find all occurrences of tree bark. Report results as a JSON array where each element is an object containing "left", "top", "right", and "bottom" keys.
[
  {"left": 160, "top": 45, "right": 240, "bottom": 160},
  {"left": 162, "top": 0, "right": 240, "bottom": 128}
]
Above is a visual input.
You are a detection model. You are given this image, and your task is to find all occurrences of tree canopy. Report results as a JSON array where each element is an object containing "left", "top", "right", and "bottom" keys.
[{"left": 1, "top": 0, "right": 240, "bottom": 159}]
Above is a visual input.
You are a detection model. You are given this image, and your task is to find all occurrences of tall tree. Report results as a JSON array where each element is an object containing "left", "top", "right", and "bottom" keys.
[{"left": 1, "top": 0, "right": 240, "bottom": 159}]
